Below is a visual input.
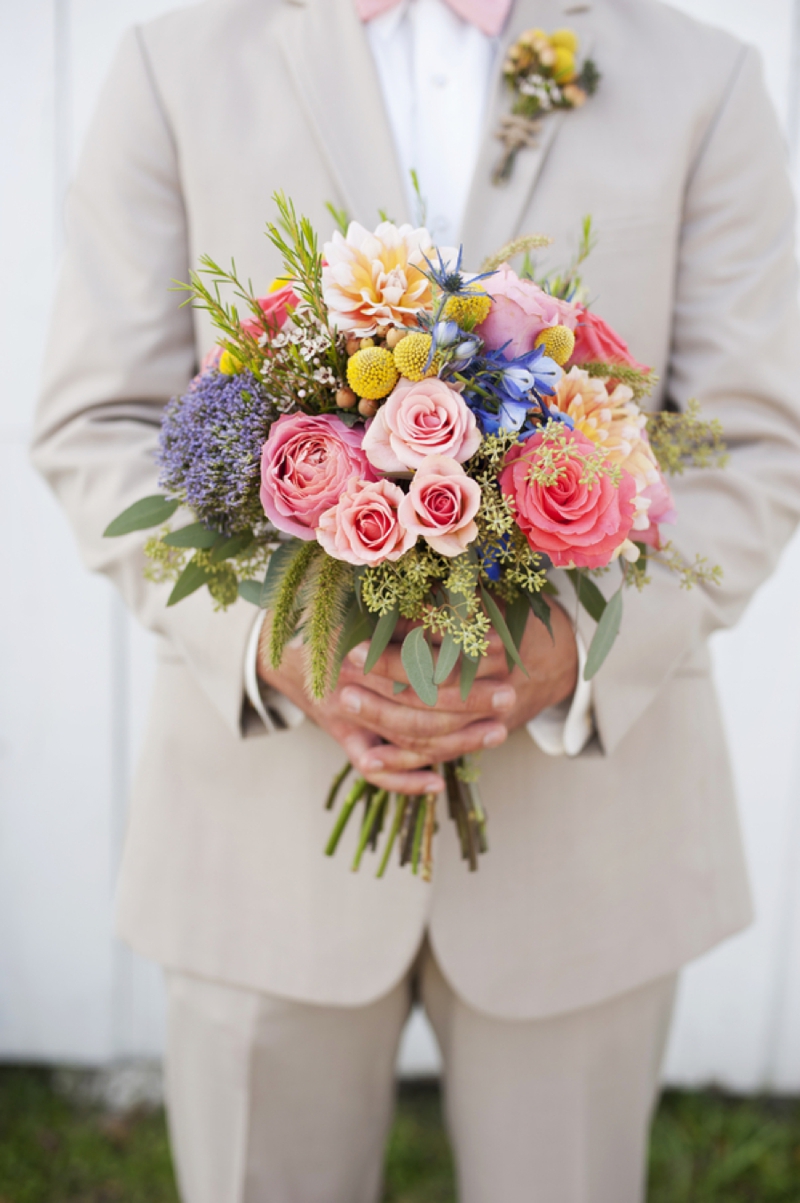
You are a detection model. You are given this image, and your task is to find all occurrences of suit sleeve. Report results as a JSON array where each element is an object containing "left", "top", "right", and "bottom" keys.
[
  {"left": 32, "top": 26, "right": 256, "bottom": 738},
  {"left": 589, "top": 44, "right": 800, "bottom": 755}
]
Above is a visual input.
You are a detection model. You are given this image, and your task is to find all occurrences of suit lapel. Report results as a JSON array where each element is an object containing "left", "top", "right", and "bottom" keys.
[
  {"left": 461, "top": 0, "right": 595, "bottom": 265},
  {"left": 277, "top": 0, "right": 410, "bottom": 228}
]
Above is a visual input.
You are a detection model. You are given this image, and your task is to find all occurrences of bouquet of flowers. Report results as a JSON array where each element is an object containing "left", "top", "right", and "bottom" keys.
[{"left": 106, "top": 196, "right": 724, "bottom": 880}]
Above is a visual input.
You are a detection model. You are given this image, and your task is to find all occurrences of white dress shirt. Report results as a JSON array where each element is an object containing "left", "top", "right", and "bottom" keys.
[{"left": 245, "top": 0, "right": 594, "bottom": 756}]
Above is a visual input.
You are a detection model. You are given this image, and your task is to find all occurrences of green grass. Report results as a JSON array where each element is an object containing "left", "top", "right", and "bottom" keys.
[{"left": 1, "top": 1067, "right": 800, "bottom": 1201}]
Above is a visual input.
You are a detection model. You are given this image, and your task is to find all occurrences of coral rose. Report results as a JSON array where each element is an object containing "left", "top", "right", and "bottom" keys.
[
  {"left": 569, "top": 306, "right": 650, "bottom": 373},
  {"left": 499, "top": 428, "right": 637, "bottom": 569},
  {"left": 475, "top": 264, "right": 579, "bottom": 359},
  {"left": 260, "top": 413, "right": 376, "bottom": 540},
  {"left": 398, "top": 456, "right": 481, "bottom": 557},
  {"left": 322, "top": 221, "right": 448, "bottom": 336},
  {"left": 362, "top": 377, "right": 481, "bottom": 473},
  {"left": 317, "top": 478, "right": 416, "bottom": 566}
]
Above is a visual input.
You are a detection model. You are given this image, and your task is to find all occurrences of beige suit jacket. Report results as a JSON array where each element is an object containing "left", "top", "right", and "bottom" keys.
[{"left": 33, "top": 0, "right": 800, "bottom": 1019}]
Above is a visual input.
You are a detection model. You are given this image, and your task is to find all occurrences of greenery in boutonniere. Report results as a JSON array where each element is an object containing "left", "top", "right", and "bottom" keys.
[{"left": 494, "top": 27, "right": 600, "bottom": 184}]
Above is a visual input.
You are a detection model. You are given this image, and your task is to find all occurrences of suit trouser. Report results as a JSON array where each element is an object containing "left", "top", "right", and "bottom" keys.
[{"left": 164, "top": 940, "right": 676, "bottom": 1203}]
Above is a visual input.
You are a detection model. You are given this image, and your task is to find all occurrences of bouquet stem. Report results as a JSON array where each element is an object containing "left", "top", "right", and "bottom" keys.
[{"left": 324, "top": 758, "right": 487, "bottom": 878}]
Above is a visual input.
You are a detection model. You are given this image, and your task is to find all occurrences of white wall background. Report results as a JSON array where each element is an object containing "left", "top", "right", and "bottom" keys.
[{"left": 3, "top": 0, "right": 800, "bottom": 1091}]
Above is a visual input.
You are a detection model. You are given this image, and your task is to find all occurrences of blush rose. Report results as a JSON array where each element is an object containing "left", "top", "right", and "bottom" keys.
[
  {"left": 317, "top": 478, "right": 416, "bottom": 566},
  {"left": 475, "top": 264, "right": 579, "bottom": 359},
  {"left": 499, "top": 429, "right": 637, "bottom": 569},
  {"left": 362, "top": 376, "right": 481, "bottom": 473},
  {"left": 398, "top": 456, "right": 481, "bottom": 556},
  {"left": 260, "top": 412, "right": 376, "bottom": 540}
]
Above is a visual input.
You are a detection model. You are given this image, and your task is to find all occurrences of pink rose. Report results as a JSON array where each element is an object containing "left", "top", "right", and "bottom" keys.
[
  {"left": 569, "top": 306, "right": 650, "bottom": 373},
  {"left": 475, "top": 265, "right": 579, "bottom": 359},
  {"left": 499, "top": 429, "right": 637, "bottom": 569},
  {"left": 260, "top": 413, "right": 377, "bottom": 540},
  {"left": 362, "top": 377, "right": 481, "bottom": 473},
  {"left": 317, "top": 478, "right": 416, "bottom": 566},
  {"left": 635, "top": 475, "right": 677, "bottom": 549},
  {"left": 398, "top": 456, "right": 481, "bottom": 556},
  {"left": 241, "top": 284, "right": 299, "bottom": 340}
]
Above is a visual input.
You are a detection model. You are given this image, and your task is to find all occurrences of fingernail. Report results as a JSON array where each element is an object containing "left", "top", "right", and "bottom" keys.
[
  {"left": 492, "top": 687, "right": 515, "bottom": 711},
  {"left": 348, "top": 645, "right": 368, "bottom": 668},
  {"left": 341, "top": 689, "right": 361, "bottom": 714},
  {"left": 364, "top": 756, "right": 384, "bottom": 771},
  {"left": 483, "top": 727, "right": 506, "bottom": 748}
]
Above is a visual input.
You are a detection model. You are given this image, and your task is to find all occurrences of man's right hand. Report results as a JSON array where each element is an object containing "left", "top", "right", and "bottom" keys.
[{"left": 256, "top": 636, "right": 513, "bottom": 795}]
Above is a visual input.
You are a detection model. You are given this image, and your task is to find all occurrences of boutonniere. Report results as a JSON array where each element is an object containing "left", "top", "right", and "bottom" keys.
[{"left": 493, "top": 28, "right": 599, "bottom": 184}]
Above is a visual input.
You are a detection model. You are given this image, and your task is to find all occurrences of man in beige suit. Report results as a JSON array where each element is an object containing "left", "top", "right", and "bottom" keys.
[{"left": 33, "top": 0, "right": 800, "bottom": 1199}]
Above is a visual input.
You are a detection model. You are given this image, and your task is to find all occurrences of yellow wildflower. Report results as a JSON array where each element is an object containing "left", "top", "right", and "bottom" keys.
[{"left": 346, "top": 346, "right": 399, "bottom": 399}]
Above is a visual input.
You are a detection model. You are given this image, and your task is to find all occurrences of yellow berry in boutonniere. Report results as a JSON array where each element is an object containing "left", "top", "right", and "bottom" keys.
[
  {"left": 393, "top": 331, "right": 437, "bottom": 381},
  {"left": 534, "top": 325, "right": 576, "bottom": 366},
  {"left": 552, "top": 46, "right": 577, "bottom": 84},
  {"left": 218, "top": 349, "right": 241, "bottom": 375},
  {"left": 442, "top": 290, "right": 492, "bottom": 327},
  {"left": 549, "top": 28, "right": 579, "bottom": 53},
  {"left": 347, "top": 346, "right": 398, "bottom": 399}
]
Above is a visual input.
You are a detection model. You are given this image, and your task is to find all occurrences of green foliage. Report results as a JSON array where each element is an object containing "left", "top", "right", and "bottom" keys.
[
  {"left": 104, "top": 495, "right": 179, "bottom": 537},
  {"left": 268, "top": 540, "right": 322, "bottom": 669},
  {"left": 647, "top": 399, "right": 728, "bottom": 476},
  {"left": 162, "top": 522, "right": 220, "bottom": 549},
  {"left": 304, "top": 554, "right": 354, "bottom": 699},
  {"left": 581, "top": 359, "right": 658, "bottom": 402},
  {"left": 480, "top": 233, "right": 552, "bottom": 274},
  {"left": 584, "top": 586, "right": 623, "bottom": 679},
  {"left": 401, "top": 626, "right": 438, "bottom": 707},
  {"left": 364, "top": 607, "right": 400, "bottom": 674},
  {"left": 325, "top": 200, "right": 349, "bottom": 235},
  {"left": 167, "top": 559, "right": 210, "bottom": 606},
  {"left": 566, "top": 568, "right": 607, "bottom": 622},
  {"left": 534, "top": 214, "right": 597, "bottom": 302}
]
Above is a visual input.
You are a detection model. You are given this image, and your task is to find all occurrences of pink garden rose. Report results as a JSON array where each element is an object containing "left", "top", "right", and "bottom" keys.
[
  {"left": 499, "top": 429, "right": 637, "bottom": 569},
  {"left": 475, "top": 265, "right": 579, "bottom": 359},
  {"left": 362, "top": 377, "right": 481, "bottom": 473},
  {"left": 260, "top": 413, "right": 376, "bottom": 540},
  {"left": 317, "top": 478, "right": 416, "bottom": 566},
  {"left": 398, "top": 456, "right": 481, "bottom": 557},
  {"left": 569, "top": 306, "right": 650, "bottom": 373}
]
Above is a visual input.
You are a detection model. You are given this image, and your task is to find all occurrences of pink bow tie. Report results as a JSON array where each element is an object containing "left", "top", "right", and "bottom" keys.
[{"left": 355, "top": 0, "right": 514, "bottom": 38}]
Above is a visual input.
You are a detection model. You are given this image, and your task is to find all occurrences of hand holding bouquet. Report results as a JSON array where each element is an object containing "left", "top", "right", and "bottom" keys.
[{"left": 106, "top": 197, "right": 724, "bottom": 879}]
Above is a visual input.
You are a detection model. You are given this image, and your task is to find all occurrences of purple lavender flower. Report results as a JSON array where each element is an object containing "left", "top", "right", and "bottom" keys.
[{"left": 157, "top": 370, "right": 275, "bottom": 534}]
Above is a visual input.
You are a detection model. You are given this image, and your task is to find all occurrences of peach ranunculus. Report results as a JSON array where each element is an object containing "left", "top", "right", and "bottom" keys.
[
  {"left": 398, "top": 456, "right": 481, "bottom": 557},
  {"left": 259, "top": 413, "right": 377, "bottom": 540},
  {"left": 362, "top": 377, "right": 482, "bottom": 474},
  {"left": 551, "top": 367, "right": 660, "bottom": 493},
  {"left": 475, "top": 264, "right": 579, "bottom": 359},
  {"left": 321, "top": 221, "right": 442, "bottom": 336},
  {"left": 499, "top": 427, "right": 637, "bottom": 569},
  {"left": 317, "top": 478, "right": 416, "bottom": 566}
]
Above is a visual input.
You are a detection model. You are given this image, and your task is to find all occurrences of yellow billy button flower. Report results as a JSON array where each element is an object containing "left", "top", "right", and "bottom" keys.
[
  {"left": 218, "top": 349, "right": 242, "bottom": 375},
  {"left": 393, "top": 331, "right": 437, "bottom": 381},
  {"left": 552, "top": 45, "right": 577, "bottom": 83},
  {"left": 442, "top": 291, "right": 492, "bottom": 327},
  {"left": 534, "top": 324, "right": 576, "bottom": 366},
  {"left": 346, "top": 346, "right": 399, "bottom": 399},
  {"left": 549, "top": 28, "right": 579, "bottom": 53}
]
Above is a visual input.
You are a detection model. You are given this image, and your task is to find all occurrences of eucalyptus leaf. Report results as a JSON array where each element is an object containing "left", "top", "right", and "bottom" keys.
[
  {"left": 528, "top": 590, "right": 553, "bottom": 641},
  {"left": 364, "top": 608, "right": 399, "bottom": 674},
  {"left": 504, "top": 591, "right": 530, "bottom": 671},
  {"left": 401, "top": 627, "right": 438, "bottom": 707},
  {"left": 460, "top": 652, "right": 480, "bottom": 702},
  {"left": 167, "top": 559, "right": 210, "bottom": 606},
  {"left": 209, "top": 529, "right": 254, "bottom": 563},
  {"left": 162, "top": 521, "right": 220, "bottom": 549},
  {"left": 238, "top": 580, "right": 263, "bottom": 606},
  {"left": 104, "top": 495, "right": 179, "bottom": 537},
  {"left": 480, "top": 585, "right": 527, "bottom": 675},
  {"left": 434, "top": 632, "right": 461, "bottom": 685},
  {"left": 566, "top": 569, "right": 607, "bottom": 623},
  {"left": 334, "top": 597, "right": 376, "bottom": 674},
  {"left": 584, "top": 587, "right": 623, "bottom": 680},
  {"left": 393, "top": 681, "right": 409, "bottom": 695}
]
